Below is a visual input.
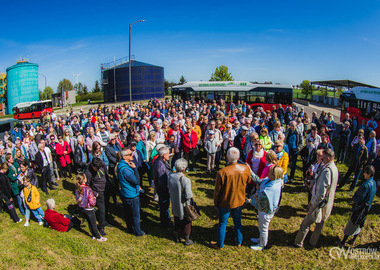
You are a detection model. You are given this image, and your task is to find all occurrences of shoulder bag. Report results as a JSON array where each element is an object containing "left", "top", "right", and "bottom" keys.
[{"left": 179, "top": 176, "right": 201, "bottom": 222}]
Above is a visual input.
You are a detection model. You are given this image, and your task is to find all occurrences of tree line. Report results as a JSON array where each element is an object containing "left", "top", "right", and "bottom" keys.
[{"left": 39, "top": 79, "right": 102, "bottom": 101}]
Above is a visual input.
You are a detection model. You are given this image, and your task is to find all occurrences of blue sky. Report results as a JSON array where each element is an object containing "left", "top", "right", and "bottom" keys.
[{"left": 1, "top": 0, "right": 380, "bottom": 91}]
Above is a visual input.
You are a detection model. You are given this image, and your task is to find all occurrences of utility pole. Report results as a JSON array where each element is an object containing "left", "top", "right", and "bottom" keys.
[{"left": 129, "top": 19, "right": 145, "bottom": 105}]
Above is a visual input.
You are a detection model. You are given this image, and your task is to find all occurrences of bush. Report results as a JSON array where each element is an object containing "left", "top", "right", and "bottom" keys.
[{"left": 75, "top": 92, "right": 103, "bottom": 102}]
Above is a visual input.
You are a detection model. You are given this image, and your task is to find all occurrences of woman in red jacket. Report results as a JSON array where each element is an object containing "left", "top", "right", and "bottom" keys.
[
  {"left": 182, "top": 125, "right": 198, "bottom": 172},
  {"left": 44, "top": 199, "right": 80, "bottom": 232},
  {"left": 246, "top": 140, "right": 267, "bottom": 178},
  {"left": 56, "top": 135, "right": 73, "bottom": 179}
]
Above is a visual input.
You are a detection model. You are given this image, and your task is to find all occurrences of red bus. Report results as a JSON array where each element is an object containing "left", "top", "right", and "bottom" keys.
[
  {"left": 340, "top": 87, "right": 380, "bottom": 134},
  {"left": 171, "top": 81, "right": 293, "bottom": 112},
  {"left": 13, "top": 100, "right": 53, "bottom": 120}
]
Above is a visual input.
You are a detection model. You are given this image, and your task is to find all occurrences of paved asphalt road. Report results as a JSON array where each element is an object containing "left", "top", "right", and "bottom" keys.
[{"left": 294, "top": 101, "right": 342, "bottom": 124}]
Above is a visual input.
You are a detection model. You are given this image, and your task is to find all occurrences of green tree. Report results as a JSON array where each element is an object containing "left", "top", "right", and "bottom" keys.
[
  {"left": 300, "top": 80, "right": 315, "bottom": 100},
  {"left": 57, "top": 78, "right": 74, "bottom": 93},
  {"left": 336, "top": 87, "right": 344, "bottom": 96},
  {"left": 93, "top": 80, "right": 101, "bottom": 93},
  {"left": 210, "top": 65, "right": 234, "bottom": 81},
  {"left": 164, "top": 80, "right": 176, "bottom": 95},
  {"left": 83, "top": 85, "right": 88, "bottom": 95},
  {"left": 41, "top": 86, "right": 54, "bottom": 100},
  {"left": 74, "top": 82, "right": 84, "bottom": 95},
  {"left": 179, "top": 75, "right": 187, "bottom": 85}
]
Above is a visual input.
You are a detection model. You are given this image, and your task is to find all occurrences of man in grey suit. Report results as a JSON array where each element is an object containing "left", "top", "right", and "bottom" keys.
[{"left": 294, "top": 148, "right": 339, "bottom": 248}]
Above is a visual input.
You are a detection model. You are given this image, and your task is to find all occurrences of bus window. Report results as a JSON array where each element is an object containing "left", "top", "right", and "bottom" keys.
[
  {"left": 225, "top": 92, "right": 234, "bottom": 103},
  {"left": 247, "top": 91, "right": 265, "bottom": 103},
  {"left": 206, "top": 92, "right": 214, "bottom": 102},
  {"left": 238, "top": 92, "right": 246, "bottom": 102},
  {"left": 267, "top": 92, "right": 275, "bottom": 103}
]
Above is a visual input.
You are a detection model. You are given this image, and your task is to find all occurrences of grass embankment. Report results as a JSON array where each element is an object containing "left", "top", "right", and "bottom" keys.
[
  {"left": 293, "top": 88, "right": 341, "bottom": 100},
  {"left": 0, "top": 148, "right": 379, "bottom": 269}
]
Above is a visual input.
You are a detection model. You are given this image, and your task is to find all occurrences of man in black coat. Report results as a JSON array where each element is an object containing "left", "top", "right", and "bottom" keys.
[
  {"left": 35, "top": 143, "right": 54, "bottom": 195},
  {"left": 337, "top": 121, "right": 351, "bottom": 163},
  {"left": 85, "top": 157, "right": 108, "bottom": 236},
  {"left": 152, "top": 146, "right": 172, "bottom": 227},
  {"left": 74, "top": 135, "right": 88, "bottom": 173},
  {"left": 233, "top": 126, "right": 249, "bottom": 162}
]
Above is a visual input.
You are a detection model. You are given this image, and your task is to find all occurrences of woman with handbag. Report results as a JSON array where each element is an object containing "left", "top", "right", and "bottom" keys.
[
  {"left": 338, "top": 165, "right": 377, "bottom": 246},
  {"left": 75, "top": 173, "right": 107, "bottom": 242},
  {"left": 167, "top": 158, "right": 195, "bottom": 245}
]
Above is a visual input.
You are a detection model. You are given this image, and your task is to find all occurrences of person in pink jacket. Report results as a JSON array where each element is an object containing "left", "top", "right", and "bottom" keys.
[{"left": 56, "top": 135, "right": 73, "bottom": 179}]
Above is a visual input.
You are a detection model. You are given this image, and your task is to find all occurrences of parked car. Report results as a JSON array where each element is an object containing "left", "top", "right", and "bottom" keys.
[{"left": 0, "top": 119, "right": 24, "bottom": 141}]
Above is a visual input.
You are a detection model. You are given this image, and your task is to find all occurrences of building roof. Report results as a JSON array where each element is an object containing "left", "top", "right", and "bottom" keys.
[
  {"left": 172, "top": 81, "right": 292, "bottom": 92},
  {"left": 342, "top": 87, "right": 380, "bottom": 103},
  {"left": 6, "top": 61, "right": 38, "bottom": 72},
  {"left": 311, "top": 80, "right": 378, "bottom": 89},
  {"left": 101, "top": 59, "right": 162, "bottom": 71}
]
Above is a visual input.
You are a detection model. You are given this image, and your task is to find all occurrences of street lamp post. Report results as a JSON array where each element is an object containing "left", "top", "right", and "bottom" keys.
[
  {"left": 39, "top": 73, "right": 47, "bottom": 90},
  {"left": 129, "top": 19, "right": 145, "bottom": 105}
]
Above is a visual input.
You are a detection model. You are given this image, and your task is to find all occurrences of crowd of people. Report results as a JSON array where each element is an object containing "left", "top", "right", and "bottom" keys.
[{"left": 0, "top": 98, "right": 378, "bottom": 249}]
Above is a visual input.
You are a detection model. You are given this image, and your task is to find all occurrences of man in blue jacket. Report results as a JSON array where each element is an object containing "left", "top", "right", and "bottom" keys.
[{"left": 116, "top": 148, "right": 145, "bottom": 236}]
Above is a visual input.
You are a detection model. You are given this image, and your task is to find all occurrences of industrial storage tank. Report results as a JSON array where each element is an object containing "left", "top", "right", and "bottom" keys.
[
  {"left": 6, "top": 60, "right": 39, "bottom": 114},
  {"left": 102, "top": 60, "right": 164, "bottom": 103}
]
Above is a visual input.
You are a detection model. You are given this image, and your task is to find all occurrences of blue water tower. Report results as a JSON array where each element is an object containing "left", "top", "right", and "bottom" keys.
[{"left": 6, "top": 60, "right": 39, "bottom": 114}]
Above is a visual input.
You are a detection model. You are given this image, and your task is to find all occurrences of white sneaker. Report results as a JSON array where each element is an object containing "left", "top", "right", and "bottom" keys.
[
  {"left": 96, "top": 237, "right": 107, "bottom": 242},
  {"left": 38, "top": 221, "right": 44, "bottom": 226},
  {"left": 24, "top": 221, "right": 30, "bottom": 227},
  {"left": 250, "top": 244, "right": 264, "bottom": 251},
  {"left": 17, "top": 218, "right": 23, "bottom": 223}
]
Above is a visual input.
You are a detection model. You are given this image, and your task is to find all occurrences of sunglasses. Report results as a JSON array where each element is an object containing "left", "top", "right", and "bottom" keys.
[
  {"left": 274, "top": 145, "right": 281, "bottom": 148},
  {"left": 254, "top": 144, "right": 260, "bottom": 146}
]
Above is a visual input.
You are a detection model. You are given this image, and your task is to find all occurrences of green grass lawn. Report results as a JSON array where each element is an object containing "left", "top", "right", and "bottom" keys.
[
  {"left": 293, "top": 88, "right": 341, "bottom": 100},
  {"left": 0, "top": 114, "right": 13, "bottom": 119},
  {"left": 0, "top": 153, "right": 379, "bottom": 269}
]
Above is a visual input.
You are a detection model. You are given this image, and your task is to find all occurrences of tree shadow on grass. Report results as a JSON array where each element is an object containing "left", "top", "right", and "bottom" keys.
[
  {"left": 197, "top": 187, "right": 214, "bottom": 200},
  {"left": 282, "top": 183, "right": 308, "bottom": 195},
  {"left": 275, "top": 205, "right": 308, "bottom": 219}
]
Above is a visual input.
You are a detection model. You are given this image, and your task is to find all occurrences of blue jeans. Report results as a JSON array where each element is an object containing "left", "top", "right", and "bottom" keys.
[
  {"left": 217, "top": 206, "right": 243, "bottom": 248},
  {"left": 121, "top": 196, "right": 144, "bottom": 236},
  {"left": 16, "top": 194, "right": 25, "bottom": 216},
  {"left": 25, "top": 206, "right": 44, "bottom": 222}
]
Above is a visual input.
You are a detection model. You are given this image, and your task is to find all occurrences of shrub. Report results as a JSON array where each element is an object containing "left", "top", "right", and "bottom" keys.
[{"left": 75, "top": 92, "right": 103, "bottom": 102}]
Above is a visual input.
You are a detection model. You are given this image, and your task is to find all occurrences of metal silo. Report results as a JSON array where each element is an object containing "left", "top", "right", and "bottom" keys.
[
  {"left": 6, "top": 60, "right": 39, "bottom": 114},
  {"left": 101, "top": 58, "right": 164, "bottom": 103}
]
